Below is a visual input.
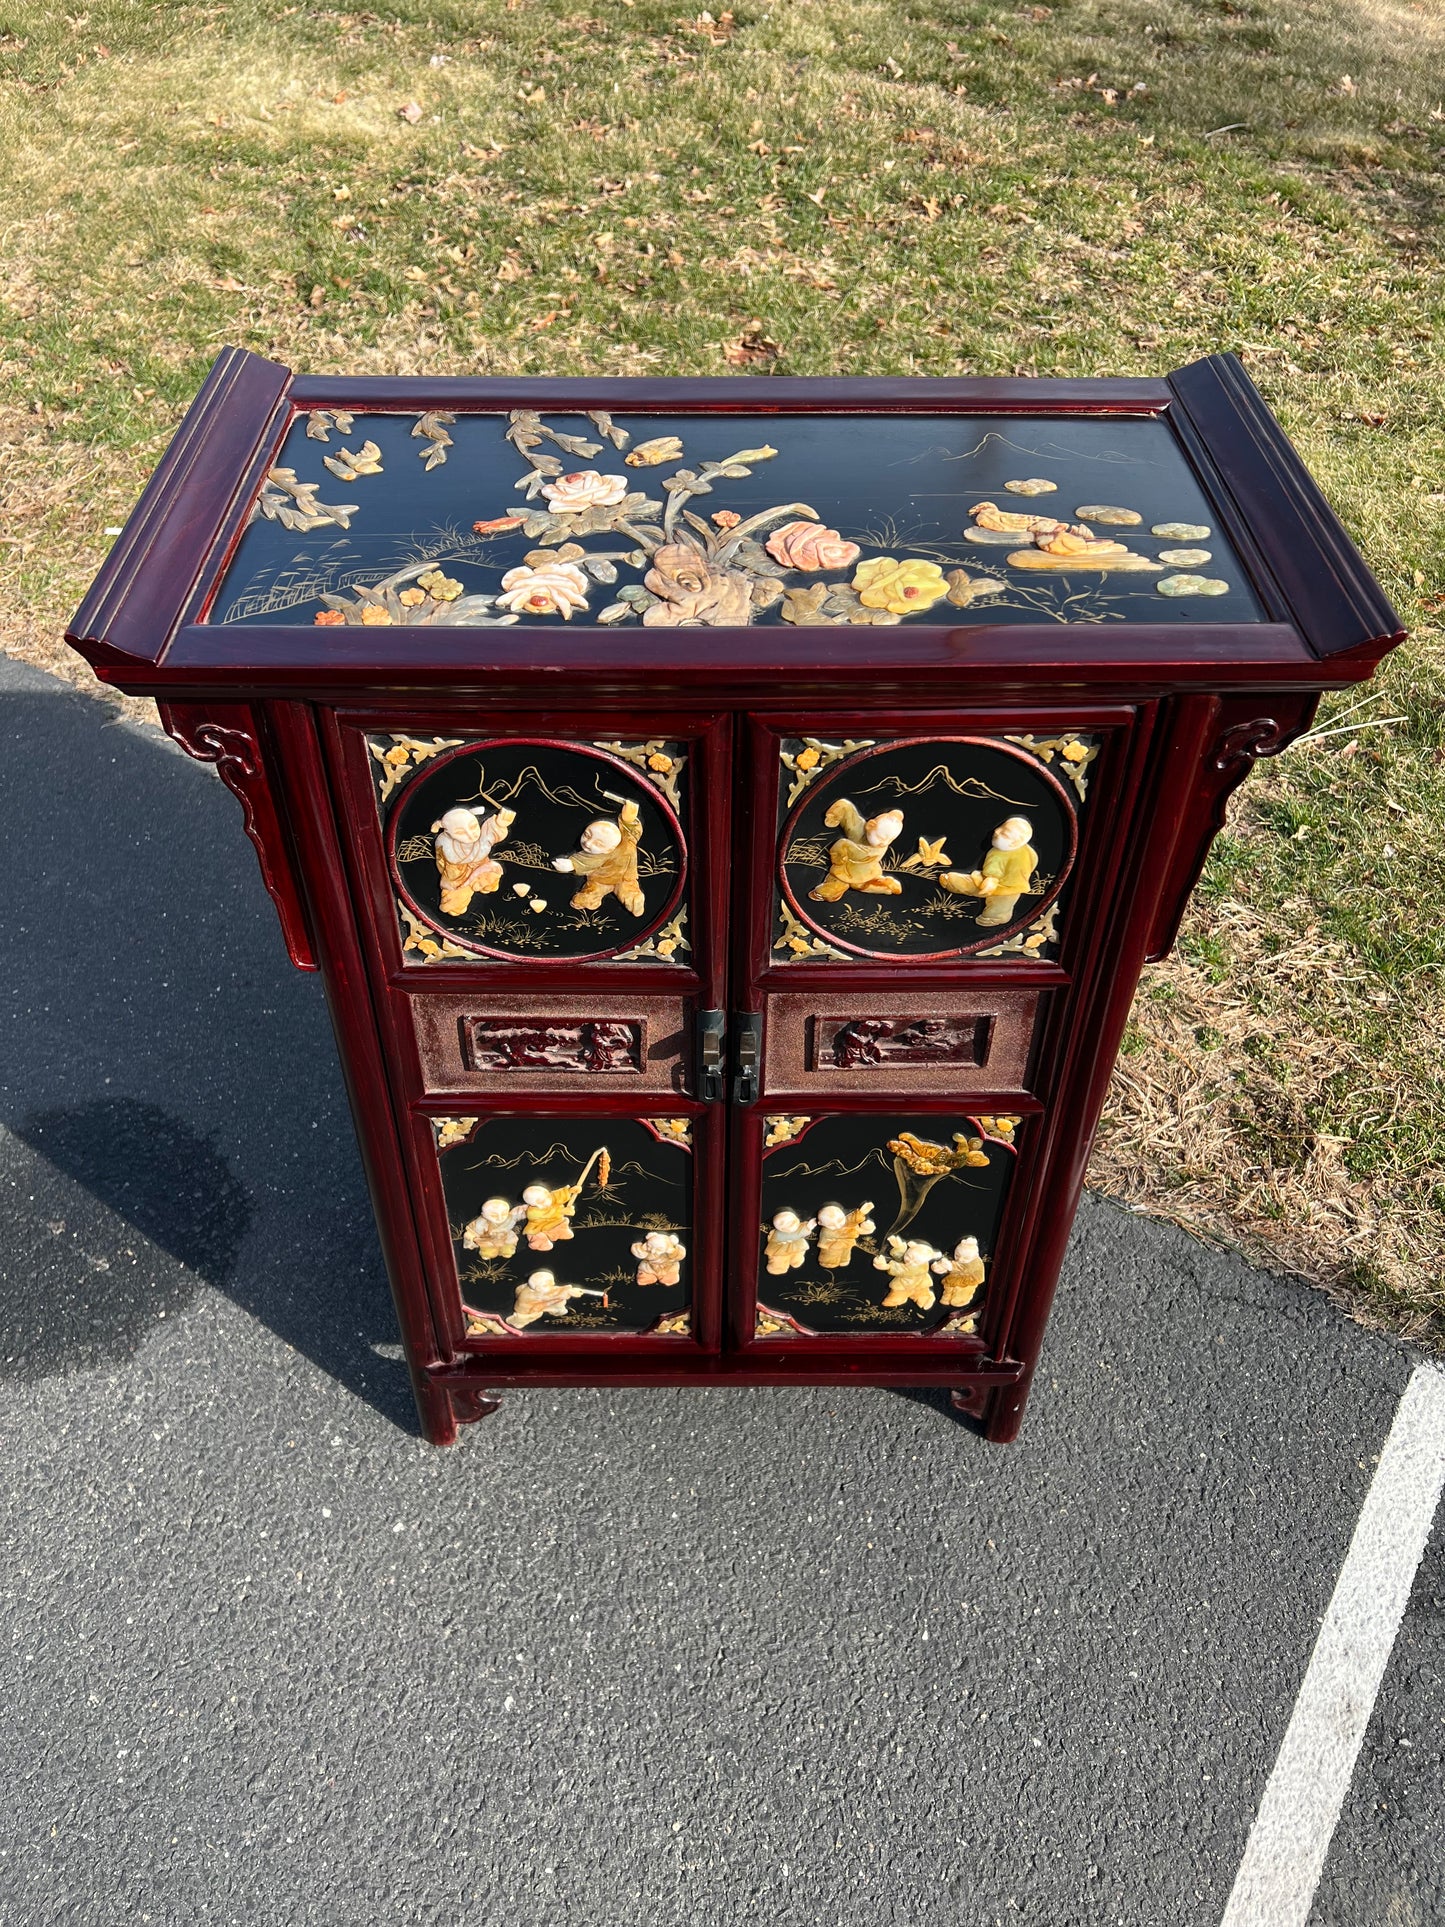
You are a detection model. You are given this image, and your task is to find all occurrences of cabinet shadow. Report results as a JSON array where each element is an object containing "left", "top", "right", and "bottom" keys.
[{"left": 0, "top": 671, "right": 417, "bottom": 1433}]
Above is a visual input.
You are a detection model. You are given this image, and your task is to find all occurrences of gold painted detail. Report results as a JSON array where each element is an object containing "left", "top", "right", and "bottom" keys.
[
  {"left": 433, "top": 1116, "right": 477, "bottom": 1150},
  {"left": 755, "top": 1303, "right": 811, "bottom": 1337},
  {"left": 615, "top": 907, "right": 689, "bottom": 964},
  {"left": 400, "top": 901, "right": 471, "bottom": 962},
  {"left": 368, "top": 733, "right": 466, "bottom": 803},
  {"left": 650, "top": 1309, "right": 692, "bottom": 1336},
  {"left": 780, "top": 737, "right": 876, "bottom": 807},
  {"left": 976, "top": 901, "right": 1060, "bottom": 959},
  {"left": 1004, "top": 732, "right": 1100, "bottom": 800},
  {"left": 593, "top": 738, "right": 685, "bottom": 809},
  {"left": 975, "top": 1115, "right": 1021, "bottom": 1143},
  {"left": 764, "top": 1115, "right": 811, "bottom": 1149},
  {"left": 937, "top": 1310, "right": 980, "bottom": 1335},
  {"left": 775, "top": 900, "right": 848, "bottom": 962},
  {"left": 646, "top": 1117, "right": 694, "bottom": 1148}
]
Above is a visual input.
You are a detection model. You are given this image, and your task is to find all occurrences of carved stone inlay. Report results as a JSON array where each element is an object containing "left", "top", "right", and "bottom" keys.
[
  {"left": 815, "top": 1015, "right": 991, "bottom": 1071},
  {"left": 460, "top": 1017, "right": 644, "bottom": 1074}
]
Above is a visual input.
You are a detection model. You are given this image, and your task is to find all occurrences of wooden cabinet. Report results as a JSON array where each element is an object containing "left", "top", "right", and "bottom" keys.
[{"left": 67, "top": 352, "right": 1404, "bottom": 1444}]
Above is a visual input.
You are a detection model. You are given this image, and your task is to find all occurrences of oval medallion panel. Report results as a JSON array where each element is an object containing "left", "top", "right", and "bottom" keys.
[
  {"left": 388, "top": 738, "right": 686, "bottom": 962},
  {"left": 778, "top": 737, "right": 1078, "bottom": 960}
]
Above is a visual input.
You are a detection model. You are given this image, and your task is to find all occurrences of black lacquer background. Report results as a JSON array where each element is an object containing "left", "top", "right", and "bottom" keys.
[
  {"left": 440, "top": 1116, "right": 692, "bottom": 1335},
  {"left": 209, "top": 410, "right": 1265, "bottom": 628},
  {"left": 757, "top": 1112, "right": 1017, "bottom": 1335},
  {"left": 779, "top": 738, "right": 1078, "bottom": 958},
  {"left": 386, "top": 739, "right": 685, "bottom": 961}
]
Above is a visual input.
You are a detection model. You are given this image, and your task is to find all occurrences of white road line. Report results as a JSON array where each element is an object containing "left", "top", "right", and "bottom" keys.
[{"left": 1220, "top": 1362, "right": 1445, "bottom": 1927}]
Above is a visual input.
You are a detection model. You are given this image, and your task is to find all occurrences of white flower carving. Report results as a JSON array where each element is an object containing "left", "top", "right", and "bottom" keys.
[
  {"left": 540, "top": 471, "right": 629, "bottom": 513},
  {"left": 496, "top": 560, "right": 591, "bottom": 618}
]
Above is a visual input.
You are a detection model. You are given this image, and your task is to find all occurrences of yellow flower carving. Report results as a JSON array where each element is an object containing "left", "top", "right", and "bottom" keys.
[
  {"left": 794, "top": 746, "right": 821, "bottom": 771},
  {"left": 851, "top": 556, "right": 951, "bottom": 615},
  {"left": 361, "top": 605, "right": 394, "bottom": 625},
  {"left": 648, "top": 752, "right": 674, "bottom": 772},
  {"left": 416, "top": 569, "right": 463, "bottom": 601}
]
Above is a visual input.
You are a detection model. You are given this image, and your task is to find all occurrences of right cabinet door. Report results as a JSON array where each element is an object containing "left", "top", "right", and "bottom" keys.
[{"left": 729, "top": 711, "right": 1139, "bottom": 1360}]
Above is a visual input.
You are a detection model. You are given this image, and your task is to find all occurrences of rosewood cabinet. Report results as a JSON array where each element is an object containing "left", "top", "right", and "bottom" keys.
[{"left": 66, "top": 351, "right": 1403, "bottom": 1445}]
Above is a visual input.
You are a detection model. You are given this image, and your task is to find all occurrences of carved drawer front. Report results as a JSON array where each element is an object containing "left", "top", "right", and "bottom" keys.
[
  {"left": 762, "top": 989, "right": 1041, "bottom": 1099},
  {"left": 411, "top": 992, "right": 696, "bottom": 1097},
  {"left": 773, "top": 732, "right": 1096, "bottom": 965},
  {"left": 369, "top": 733, "right": 691, "bottom": 968},
  {"left": 432, "top": 1113, "right": 697, "bottom": 1342},
  {"left": 751, "top": 1110, "right": 1021, "bottom": 1341}
]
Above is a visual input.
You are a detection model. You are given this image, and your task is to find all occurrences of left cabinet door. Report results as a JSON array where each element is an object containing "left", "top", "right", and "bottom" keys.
[{"left": 325, "top": 711, "right": 733, "bottom": 1366}]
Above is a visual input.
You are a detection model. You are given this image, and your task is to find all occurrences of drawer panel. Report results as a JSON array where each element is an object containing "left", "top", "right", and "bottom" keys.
[
  {"left": 762, "top": 988, "right": 1041, "bottom": 1099},
  {"left": 411, "top": 991, "right": 696, "bottom": 1097}
]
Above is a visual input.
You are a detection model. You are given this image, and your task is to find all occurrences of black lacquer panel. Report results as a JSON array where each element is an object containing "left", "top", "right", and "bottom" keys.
[
  {"left": 377, "top": 736, "right": 688, "bottom": 963},
  {"left": 209, "top": 409, "right": 1265, "bottom": 630},
  {"left": 755, "top": 1112, "right": 1018, "bottom": 1336},
  {"left": 437, "top": 1114, "right": 693, "bottom": 1337},
  {"left": 777, "top": 736, "right": 1080, "bottom": 961}
]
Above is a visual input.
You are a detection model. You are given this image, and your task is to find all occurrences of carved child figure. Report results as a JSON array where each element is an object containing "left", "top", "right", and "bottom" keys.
[
  {"left": 940, "top": 815, "right": 1037, "bottom": 927},
  {"left": 511, "top": 1268, "right": 605, "bottom": 1329},
  {"left": 462, "top": 1195, "right": 527, "bottom": 1261},
  {"left": 432, "top": 805, "right": 516, "bottom": 915},
  {"left": 764, "top": 1208, "right": 816, "bottom": 1274},
  {"left": 553, "top": 797, "right": 646, "bottom": 916},
  {"left": 522, "top": 1179, "right": 584, "bottom": 1251},
  {"left": 631, "top": 1230, "right": 687, "bottom": 1286},
  {"left": 809, "top": 800, "right": 905, "bottom": 902},
  {"left": 932, "top": 1235, "right": 987, "bottom": 1308},
  {"left": 815, "top": 1201, "right": 875, "bottom": 1270},
  {"left": 873, "top": 1234, "right": 943, "bottom": 1310}
]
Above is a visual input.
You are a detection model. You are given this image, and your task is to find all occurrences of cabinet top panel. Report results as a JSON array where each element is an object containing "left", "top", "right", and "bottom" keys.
[
  {"left": 208, "top": 407, "right": 1267, "bottom": 632},
  {"left": 66, "top": 351, "right": 1404, "bottom": 690}
]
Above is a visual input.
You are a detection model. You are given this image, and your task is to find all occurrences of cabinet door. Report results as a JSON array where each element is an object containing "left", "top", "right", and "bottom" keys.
[
  {"left": 325, "top": 711, "right": 732, "bottom": 1365},
  {"left": 728, "top": 712, "right": 1134, "bottom": 1358}
]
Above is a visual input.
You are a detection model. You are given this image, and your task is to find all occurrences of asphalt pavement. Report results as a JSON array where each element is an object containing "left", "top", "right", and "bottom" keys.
[{"left": 0, "top": 656, "right": 1440, "bottom": 1927}]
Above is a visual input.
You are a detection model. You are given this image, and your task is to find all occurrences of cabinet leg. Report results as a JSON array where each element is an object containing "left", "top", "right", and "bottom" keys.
[
  {"left": 451, "top": 1386, "right": 504, "bottom": 1428},
  {"left": 950, "top": 1371, "right": 1033, "bottom": 1444},
  {"left": 949, "top": 1383, "right": 994, "bottom": 1423}
]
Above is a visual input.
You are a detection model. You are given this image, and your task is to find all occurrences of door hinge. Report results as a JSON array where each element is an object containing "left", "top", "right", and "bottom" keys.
[
  {"left": 697, "top": 1008, "right": 726, "bottom": 1102},
  {"left": 733, "top": 1011, "right": 762, "bottom": 1106}
]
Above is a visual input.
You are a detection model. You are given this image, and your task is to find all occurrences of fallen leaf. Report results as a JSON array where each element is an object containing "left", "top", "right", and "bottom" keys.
[
  {"left": 398, "top": 100, "right": 423, "bottom": 124},
  {"left": 724, "top": 319, "right": 781, "bottom": 365}
]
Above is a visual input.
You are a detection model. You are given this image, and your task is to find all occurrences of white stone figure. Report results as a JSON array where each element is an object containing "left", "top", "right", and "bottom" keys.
[
  {"left": 764, "top": 1208, "right": 816, "bottom": 1274},
  {"left": 872, "top": 1234, "right": 944, "bottom": 1310},
  {"left": 932, "top": 1235, "right": 987, "bottom": 1308},
  {"left": 432, "top": 804, "right": 516, "bottom": 915},
  {"left": 462, "top": 1196, "right": 527, "bottom": 1261},
  {"left": 815, "top": 1201, "right": 875, "bottom": 1270},
  {"left": 551, "top": 798, "right": 645, "bottom": 915},
  {"left": 631, "top": 1230, "right": 687, "bottom": 1287},
  {"left": 940, "top": 815, "right": 1037, "bottom": 927},
  {"left": 510, "top": 1268, "right": 606, "bottom": 1329},
  {"left": 522, "top": 1179, "right": 583, "bottom": 1251}
]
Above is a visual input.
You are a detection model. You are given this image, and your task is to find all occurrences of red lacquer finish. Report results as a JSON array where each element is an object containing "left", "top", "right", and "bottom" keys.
[{"left": 65, "top": 352, "right": 1405, "bottom": 1446}]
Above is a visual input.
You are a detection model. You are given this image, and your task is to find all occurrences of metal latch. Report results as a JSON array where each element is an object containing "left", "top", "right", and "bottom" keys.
[
  {"left": 733, "top": 1012, "right": 762, "bottom": 1106},
  {"left": 697, "top": 1008, "right": 726, "bottom": 1102}
]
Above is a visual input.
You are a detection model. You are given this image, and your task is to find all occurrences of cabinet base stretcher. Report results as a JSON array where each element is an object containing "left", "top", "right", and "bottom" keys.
[{"left": 65, "top": 352, "right": 1404, "bottom": 1447}]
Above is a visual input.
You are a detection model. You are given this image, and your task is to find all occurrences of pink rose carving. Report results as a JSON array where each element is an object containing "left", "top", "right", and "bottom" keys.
[{"left": 764, "top": 519, "right": 862, "bottom": 572}]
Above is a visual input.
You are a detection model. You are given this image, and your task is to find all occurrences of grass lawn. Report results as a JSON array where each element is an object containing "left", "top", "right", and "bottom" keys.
[{"left": 2, "top": 0, "right": 1441, "bottom": 1331}]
